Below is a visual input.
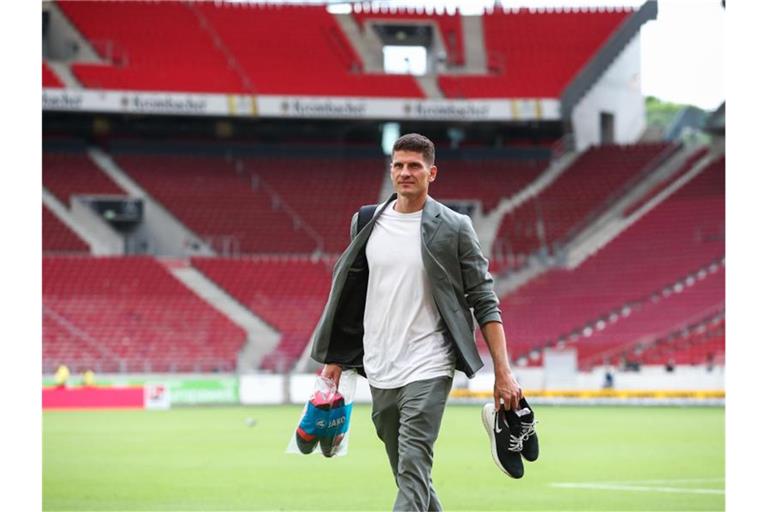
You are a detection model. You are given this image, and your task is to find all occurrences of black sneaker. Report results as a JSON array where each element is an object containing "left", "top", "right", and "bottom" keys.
[
  {"left": 481, "top": 404, "right": 524, "bottom": 479},
  {"left": 517, "top": 397, "right": 539, "bottom": 462}
]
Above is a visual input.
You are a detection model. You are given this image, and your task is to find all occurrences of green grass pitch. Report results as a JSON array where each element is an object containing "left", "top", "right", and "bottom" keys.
[{"left": 43, "top": 405, "right": 724, "bottom": 511}]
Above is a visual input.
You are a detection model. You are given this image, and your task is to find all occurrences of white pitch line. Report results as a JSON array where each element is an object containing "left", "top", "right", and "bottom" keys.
[
  {"left": 551, "top": 482, "right": 724, "bottom": 495},
  {"left": 566, "top": 478, "right": 724, "bottom": 485}
]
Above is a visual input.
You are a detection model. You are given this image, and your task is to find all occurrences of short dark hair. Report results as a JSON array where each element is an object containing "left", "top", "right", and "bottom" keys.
[{"left": 392, "top": 133, "right": 435, "bottom": 166}]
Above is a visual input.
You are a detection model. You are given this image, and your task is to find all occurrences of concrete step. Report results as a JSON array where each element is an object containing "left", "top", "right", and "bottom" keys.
[
  {"left": 414, "top": 75, "right": 444, "bottom": 98},
  {"left": 459, "top": 15, "right": 487, "bottom": 74},
  {"left": 45, "top": 61, "right": 82, "bottom": 89}
]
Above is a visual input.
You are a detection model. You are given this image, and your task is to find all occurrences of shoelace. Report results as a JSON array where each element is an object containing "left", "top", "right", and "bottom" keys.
[
  {"left": 507, "top": 419, "right": 539, "bottom": 453},
  {"left": 521, "top": 419, "right": 538, "bottom": 439}
]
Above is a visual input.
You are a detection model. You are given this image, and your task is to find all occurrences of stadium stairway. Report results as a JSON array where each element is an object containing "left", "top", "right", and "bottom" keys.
[
  {"left": 88, "top": 147, "right": 215, "bottom": 257},
  {"left": 413, "top": 75, "right": 445, "bottom": 99},
  {"left": 459, "top": 14, "right": 488, "bottom": 74},
  {"left": 333, "top": 12, "right": 382, "bottom": 72},
  {"left": 162, "top": 259, "right": 281, "bottom": 372}
]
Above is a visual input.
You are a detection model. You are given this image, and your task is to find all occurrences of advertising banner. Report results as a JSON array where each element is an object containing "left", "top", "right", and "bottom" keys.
[
  {"left": 165, "top": 378, "right": 239, "bottom": 405},
  {"left": 43, "top": 377, "right": 239, "bottom": 406},
  {"left": 144, "top": 382, "right": 171, "bottom": 410},
  {"left": 43, "top": 88, "right": 561, "bottom": 121},
  {"left": 42, "top": 89, "right": 224, "bottom": 116},
  {"left": 42, "top": 387, "right": 144, "bottom": 409}
]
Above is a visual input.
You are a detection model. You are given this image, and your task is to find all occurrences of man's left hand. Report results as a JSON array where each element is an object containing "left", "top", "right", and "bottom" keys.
[{"left": 494, "top": 368, "right": 523, "bottom": 411}]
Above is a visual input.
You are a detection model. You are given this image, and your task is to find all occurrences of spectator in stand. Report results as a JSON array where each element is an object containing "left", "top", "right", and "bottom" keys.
[
  {"left": 602, "top": 363, "right": 615, "bottom": 389},
  {"left": 54, "top": 364, "right": 70, "bottom": 389},
  {"left": 82, "top": 369, "right": 95, "bottom": 387},
  {"left": 706, "top": 352, "right": 715, "bottom": 372}
]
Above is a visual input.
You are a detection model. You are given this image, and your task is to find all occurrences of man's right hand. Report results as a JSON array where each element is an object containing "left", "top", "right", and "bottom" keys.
[{"left": 320, "top": 363, "right": 342, "bottom": 388}]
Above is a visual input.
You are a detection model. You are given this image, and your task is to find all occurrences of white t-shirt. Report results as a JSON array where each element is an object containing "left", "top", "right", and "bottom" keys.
[{"left": 362, "top": 201, "right": 456, "bottom": 388}]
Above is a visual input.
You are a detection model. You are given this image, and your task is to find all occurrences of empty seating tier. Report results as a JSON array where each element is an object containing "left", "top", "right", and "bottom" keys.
[
  {"left": 59, "top": 1, "right": 424, "bottom": 97},
  {"left": 192, "top": 257, "right": 333, "bottom": 371},
  {"left": 494, "top": 154, "right": 724, "bottom": 363},
  {"left": 115, "top": 152, "right": 342, "bottom": 255},
  {"left": 636, "top": 314, "right": 724, "bottom": 367},
  {"left": 43, "top": 256, "right": 246, "bottom": 373},
  {"left": 239, "top": 154, "right": 385, "bottom": 254},
  {"left": 59, "top": 0, "right": 248, "bottom": 93},
  {"left": 195, "top": 2, "right": 424, "bottom": 97},
  {"left": 623, "top": 146, "right": 708, "bottom": 217},
  {"left": 572, "top": 262, "right": 724, "bottom": 369},
  {"left": 494, "top": 143, "right": 672, "bottom": 258},
  {"left": 43, "top": 151, "right": 125, "bottom": 206},
  {"left": 430, "top": 157, "right": 547, "bottom": 214},
  {"left": 438, "top": 7, "right": 630, "bottom": 98}
]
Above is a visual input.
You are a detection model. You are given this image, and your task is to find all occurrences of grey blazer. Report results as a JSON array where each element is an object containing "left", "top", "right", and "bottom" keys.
[{"left": 309, "top": 193, "right": 502, "bottom": 378}]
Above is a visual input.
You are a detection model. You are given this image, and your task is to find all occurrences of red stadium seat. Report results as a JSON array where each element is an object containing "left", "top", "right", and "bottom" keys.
[
  {"left": 59, "top": 1, "right": 424, "bottom": 97},
  {"left": 43, "top": 151, "right": 125, "bottom": 206},
  {"left": 430, "top": 158, "right": 547, "bottom": 214},
  {"left": 43, "top": 61, "right": 64, "bottom": 88},
  {"left": 43, "top": 256, "right": 246, "bottom": 373},
  {"left": 114, "top": 151, "right": 386, "bottom": 255},
  {"left": 494, "top": 143, "right": 673, "bottom": 258},
  {"left": 60, "top": 0, "right": 248, "bottom": 93},
  {"left": 192, "top": 256, "right": 333, "bottom": 372},
  {"left": 438, "top": 7, "right": 631, "bottom": 98},
  {"left": 493, "top": 155, "right": 724, "bottom": 365}
]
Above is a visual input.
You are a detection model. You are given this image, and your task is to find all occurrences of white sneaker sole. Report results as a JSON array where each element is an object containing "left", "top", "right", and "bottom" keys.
[{"left": 481, "top": 403, "right": 512, "bottom": 478}]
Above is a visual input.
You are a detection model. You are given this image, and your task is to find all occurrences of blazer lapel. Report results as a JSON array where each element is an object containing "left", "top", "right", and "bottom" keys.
[{"left": 421, "top": 195, "right": 443, "bottom": 246}]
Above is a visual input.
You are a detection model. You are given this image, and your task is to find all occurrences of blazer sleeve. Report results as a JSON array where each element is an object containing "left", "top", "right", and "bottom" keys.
[{"left": 458, "top": 215, "right": 503, "bottom": 326}]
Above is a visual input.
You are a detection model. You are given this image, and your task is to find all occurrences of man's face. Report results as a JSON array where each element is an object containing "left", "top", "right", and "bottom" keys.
[{"left": 390, "top": 150, "right": 437, "bottom": 199}]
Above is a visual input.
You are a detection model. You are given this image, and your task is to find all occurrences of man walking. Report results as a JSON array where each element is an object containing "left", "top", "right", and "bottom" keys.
[{"left": 310, "top": 133, "right": 522, "bottom": 511}]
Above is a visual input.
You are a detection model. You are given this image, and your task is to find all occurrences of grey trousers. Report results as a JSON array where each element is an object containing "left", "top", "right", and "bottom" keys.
[{"left": 370, "top": 376, "right": 453, "bottom": 512}]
